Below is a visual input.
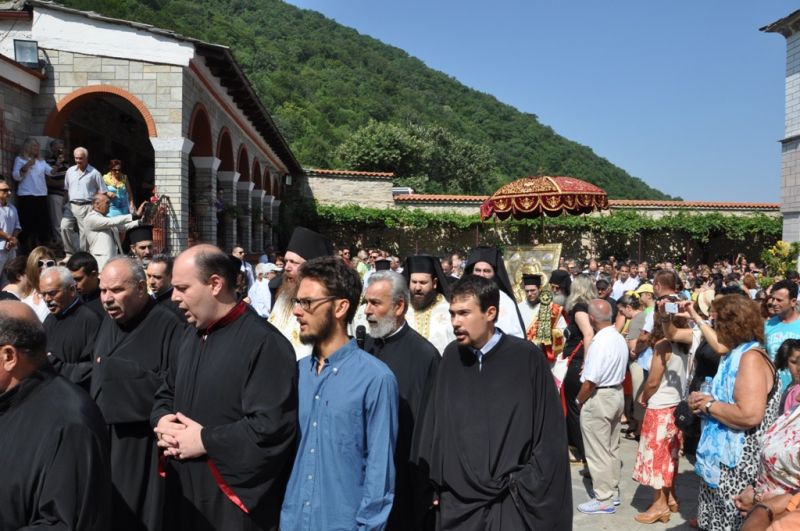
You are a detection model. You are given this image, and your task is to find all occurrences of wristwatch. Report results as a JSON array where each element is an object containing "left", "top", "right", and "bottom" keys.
[
  {"left": 704, "top": 399, "right": 716, "bottom": 415},
  {"left": 575, "top": 398, "right": 582, "bottom": 407}
]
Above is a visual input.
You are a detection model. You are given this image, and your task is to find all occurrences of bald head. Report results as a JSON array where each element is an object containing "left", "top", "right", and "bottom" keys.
[
  {"left": 588, "top": 298, "right": 613, "bottom": 324},
  {"left": 173, "top": 244, "right": 238, "bottom": 329},
  {"left": 100, "top": 257, "right": 149, "bottom": 323},
  {"left": 0, "top": 301, "right": 47, "bottom": 392}
]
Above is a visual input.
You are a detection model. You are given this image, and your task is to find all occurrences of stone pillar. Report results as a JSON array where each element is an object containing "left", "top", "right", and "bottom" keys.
[
  {"left": 151, "top": 137, "right": 194, "bottom": 253},
  {"left": 250, "top": 189, "right": 265, "bottom": 253},
  {"left": 236, "top": 181, "right": 254, "bottom": 252},
  {"left": 191, "top": 156, "right": 221, "bottom": 245},
  {"left": 217, "top": 171, "right": 240, "bottom": 252},
  {"left": 263, "top": 195, "right": 275, "bottom": 247}
]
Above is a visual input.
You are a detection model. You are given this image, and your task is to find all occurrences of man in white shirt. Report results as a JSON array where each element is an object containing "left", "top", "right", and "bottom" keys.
[
  {"left": 610, "top": 264, "right": 639, "bottom": 300},
  {"left": 61, "top": 147, "right": 107, "bottom": 257},
  {"left": 12, "top": 137, "right": 55, "bottom": 251},
  {"left": 575, "top": 298, "right": 628, "bottom": 515},
  {"left": 0, "top": 179, "right": 20, "bottom": 285}
]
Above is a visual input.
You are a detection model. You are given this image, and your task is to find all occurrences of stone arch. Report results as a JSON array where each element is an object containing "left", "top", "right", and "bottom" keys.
[
  {"left": 43, "top": 85, "right": 157, "bottom": 138},
  {"left": 273, "top": 174, "right": 281, "bottom": 200},
  {"left": 264, "top": 169, "right": 272, "bottom": 195},
  {"left": 216, "top": 128, "right": 234, "bottom": 172},
  {"left": 252, "top": 160, "right": 262, "bottom": 189},
  {"left": 237, "top": 144, "right": 250, "bottom": 182},
  {"left": 187, "top": 103, "right": 213, "bottom": 156}
]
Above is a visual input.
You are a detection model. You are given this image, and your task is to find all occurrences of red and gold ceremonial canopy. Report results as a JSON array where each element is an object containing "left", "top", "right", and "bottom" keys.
[{"left": 480, "top": 176, "right": 609, "bottom": 221}]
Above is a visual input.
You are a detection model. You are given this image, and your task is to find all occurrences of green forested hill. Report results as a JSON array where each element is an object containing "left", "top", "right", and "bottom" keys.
[{"left": 59, "top": 0, "right": 674, "bottom": 199}]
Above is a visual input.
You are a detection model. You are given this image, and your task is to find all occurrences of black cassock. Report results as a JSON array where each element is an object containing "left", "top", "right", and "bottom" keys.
[
  {"left": 416, "top": 333, "right": 572, "bottom": 531},
  {"left": 44, "top": 299, "right": 100, "bottom": 390},
  {"left": 154, "top": 287, "right": 188, "bottom": 323},
  {"left": 0, "top": 367, "right": 111, "bottom": 530},
  {"left": 82, "top": 288, "right": 105, "bottom": 318},
  {"left": 364, "top": 323, "right": 440, "bottom": 531},
  {"left": 91, "top": 300, "right": 184, "bottom": 531},
  {"left": 151, "top": 302, "right": 298, "bottom": 531}
]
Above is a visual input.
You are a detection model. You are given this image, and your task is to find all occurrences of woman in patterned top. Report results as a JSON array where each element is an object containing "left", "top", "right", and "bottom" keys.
[{"left": 689, "top": 294, "right": 780, "bottom": 531}]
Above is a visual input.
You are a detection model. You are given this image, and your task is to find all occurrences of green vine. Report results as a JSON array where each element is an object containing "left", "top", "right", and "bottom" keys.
[{"left": 310, "top": 204, "right": 781, "bottom": 243}]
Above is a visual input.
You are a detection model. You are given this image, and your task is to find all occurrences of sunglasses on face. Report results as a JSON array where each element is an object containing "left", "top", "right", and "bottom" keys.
[
  {"left": 0, "top": 188, "right": 10, "bottom": 193},
  {"left": 38, "top": 259, "right": 56, "bottom": 268}
]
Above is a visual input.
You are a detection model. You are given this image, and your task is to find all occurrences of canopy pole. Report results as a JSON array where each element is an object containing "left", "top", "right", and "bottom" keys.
[{"left": 541, "top": 216, "right": 545, "bottom": 244}]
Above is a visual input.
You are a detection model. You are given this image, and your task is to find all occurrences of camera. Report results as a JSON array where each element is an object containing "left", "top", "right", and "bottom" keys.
[{"left": 664, "top": 302, "right": 679, "bottom": 314}]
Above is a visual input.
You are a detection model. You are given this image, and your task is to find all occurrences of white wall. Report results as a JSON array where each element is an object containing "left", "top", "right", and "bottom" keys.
[{"left": 31, "top": 8, "right": 194, "bottom": 66}]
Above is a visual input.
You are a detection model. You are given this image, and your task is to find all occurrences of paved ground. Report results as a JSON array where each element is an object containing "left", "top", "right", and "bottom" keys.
[{"left": 571, "top": 435, "right": 701, "bottom": 530}]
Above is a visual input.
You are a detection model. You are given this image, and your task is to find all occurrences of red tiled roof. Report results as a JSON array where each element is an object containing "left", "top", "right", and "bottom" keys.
[
  {"left": 394, "top": 194, "right": 779, "bottom": 210},
  {"left": 394, "top": 194, "right": 488, "bottom": 203},
  {"left": 308, "top": 168, "right": 395, "bottom": 178},
  {"left": 609, "top": 200, "right": 779, "bottom": 209}
]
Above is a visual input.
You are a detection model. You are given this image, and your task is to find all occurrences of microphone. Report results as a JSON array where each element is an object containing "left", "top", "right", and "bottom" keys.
[{"left": 356, "top": 325, "right": 366, "bottom": 350}]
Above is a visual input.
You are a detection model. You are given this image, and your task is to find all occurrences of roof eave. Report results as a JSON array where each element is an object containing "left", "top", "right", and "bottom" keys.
[{"left": 760, "top": 9, "right": 800, "bottom": 37}]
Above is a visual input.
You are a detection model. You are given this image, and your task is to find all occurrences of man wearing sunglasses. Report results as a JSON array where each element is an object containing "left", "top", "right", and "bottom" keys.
[
  {"left": 280, "top": 256, "right": 398, "bottom": 531},
  {"left": 0, "top": 179, "right": 20, "bottom": 286}
]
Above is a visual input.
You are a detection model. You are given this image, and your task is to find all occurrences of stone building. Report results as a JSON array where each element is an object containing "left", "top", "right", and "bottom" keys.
[
  {"left": 0, "top": 0, "right": 303, "bottom": 253},
  {"left": 763, "top": 11, "right": 800, "bottom": 242}
]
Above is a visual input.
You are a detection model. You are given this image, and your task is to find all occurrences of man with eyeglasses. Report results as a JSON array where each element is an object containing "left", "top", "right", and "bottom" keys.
[
  {"left": 280, "top": 256, "right": 398, "bottom": 531},
  {"left": 0, "top": 179, "right": 20, "bottom": 285},
  {"left": 153, "top": 244, "right": 297, "bottom": 530},
  {"left": 41, "top": 266, "right": 100, "bottom": 390},
  {"left": 269, "top": 226, "right": 333, "bottom": 360}
]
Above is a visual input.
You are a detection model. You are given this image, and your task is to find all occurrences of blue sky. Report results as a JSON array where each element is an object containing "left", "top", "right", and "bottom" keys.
[{"left": 283, "top": 0, "right": 795, "bottom": 202}]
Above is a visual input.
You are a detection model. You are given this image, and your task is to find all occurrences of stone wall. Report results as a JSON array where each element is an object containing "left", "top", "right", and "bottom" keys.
[
  {"left": 0, "top": 82, "right": 33, "bottom": 178},
  {"left": 307, "top": 175, "right": 394, "bottom": 208}
]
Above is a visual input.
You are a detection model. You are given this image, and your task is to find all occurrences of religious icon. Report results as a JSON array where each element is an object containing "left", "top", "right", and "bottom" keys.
[{"left": 503, "top": 244, "right": 562, "bottom": 303}]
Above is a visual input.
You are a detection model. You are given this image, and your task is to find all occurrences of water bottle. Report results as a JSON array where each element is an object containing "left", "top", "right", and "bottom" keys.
[{"left": 699, "top": 376, "right": 713, "bottom": 395}]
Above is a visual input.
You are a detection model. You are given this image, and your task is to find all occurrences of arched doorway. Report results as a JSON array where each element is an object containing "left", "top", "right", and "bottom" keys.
[
  {"left": 187, "top": 104, "right": 214, "bottom": 245},
  {"left": 43, "top": 86, "right": 156, "bottom": 206}
]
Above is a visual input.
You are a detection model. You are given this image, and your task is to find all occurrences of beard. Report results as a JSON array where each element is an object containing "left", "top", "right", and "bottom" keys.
[
  {"left": 275, "top": 276, "right": 300, "bottom": 311},
  {"left": 410, "top": 290, "right": 437, "bottom": 311},
  {"left": 367, "top": 312, "right": 397, "bottom": 338},
  {"left": 299, "top": 305, "right": 335, "bottom": 345},
  {"left": 553, "top": 293, "right": 567, "bottom": 307}
]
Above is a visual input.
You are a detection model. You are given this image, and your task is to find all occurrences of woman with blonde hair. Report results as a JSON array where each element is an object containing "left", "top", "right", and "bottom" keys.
[
  {"left": 22, "top": 246, "right": 55, "bottom": 322},
  {"left": 562, "top": 274, "right": 599, "bottom": 464}
]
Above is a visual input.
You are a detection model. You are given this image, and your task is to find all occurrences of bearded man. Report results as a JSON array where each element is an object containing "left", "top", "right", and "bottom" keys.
[
  {"left": 362, "top": 270, "right": 439, "bottom": 530},
  {"left": 268, "top": 227, "right": 332, "bottom": 359},
  {"left": 517, "top": 274, "right": 566, "bottom": 363},
  {"left": 403, "top": 254, "right": 454, "bottom": 354}
]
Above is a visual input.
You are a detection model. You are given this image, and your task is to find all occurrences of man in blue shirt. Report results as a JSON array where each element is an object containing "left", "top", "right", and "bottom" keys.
[
  {"left": 765, "top": 279, "right": 800, "bottom": 390},
  {"left": 280, "top": 256, "right": 399, "bottom": 531}
]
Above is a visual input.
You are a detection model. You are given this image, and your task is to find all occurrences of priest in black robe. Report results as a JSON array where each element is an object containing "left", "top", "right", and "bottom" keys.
[
  {"left": 416, "top": 275, "right": 572, "bottom": 530},
  {"left": 67, "top": 251, "right": 104, "bottom": 317},
  {"left": 41, "top": 265, "right": 101, "bottom": 390},
  {"left": 0, "top": 300, "right": 111, "bottom": 531},
  {"left": 146, "top": 253, "right": 187, "bottom": 322},
  {"left": 362, "top": 270, "right": 440, "bottom": 530},
  {"left": 152, "top": 244, "right": 298, "bottom": 531},
  {"left": 92, "top": 256, "right": 184, "bottom": 531}
]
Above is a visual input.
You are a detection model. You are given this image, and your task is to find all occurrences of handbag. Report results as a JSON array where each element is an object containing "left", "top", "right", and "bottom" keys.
[
  {"left": 674, "top": 327, "right": 702, "bottom": 432},
  {"left": 552, "top": 340, "right": 582, "bottom": 392}
]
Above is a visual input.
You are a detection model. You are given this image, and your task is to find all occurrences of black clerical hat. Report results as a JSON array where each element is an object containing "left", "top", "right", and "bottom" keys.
[
  {"left": 286, "top": 227, "right": 332, "bottom": 261},
  {"left": 549, "top": 270, "right": 572, "bottom": 296},
  {"left": 522, "top": 274, "right": 542, "bottom": 287},
  {"left": 464, "top": 245, "right": 515, "bottom": 300},
  {"left": 128, "top": 225, "right": 153, "bottom": 244},
  {"left": 374, "top": 258, "right": 391, "bottom": 271},
  {"left": 402, "top": 255, "right": 451, "bottom": 300}
]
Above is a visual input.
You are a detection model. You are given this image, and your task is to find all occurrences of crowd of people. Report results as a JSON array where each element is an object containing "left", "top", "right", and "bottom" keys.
[{"left": 2, "top": 138, "right": 800, "bottom": 531}]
